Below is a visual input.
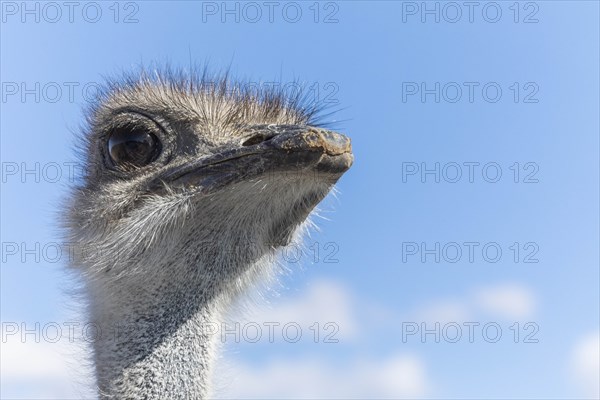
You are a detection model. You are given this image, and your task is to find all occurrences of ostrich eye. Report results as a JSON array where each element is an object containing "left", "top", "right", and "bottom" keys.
[{"left": 108, "top": 126, "right": 161, "bottom": 168}]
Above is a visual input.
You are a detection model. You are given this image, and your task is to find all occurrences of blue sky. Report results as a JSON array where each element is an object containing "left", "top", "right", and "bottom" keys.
[{"left": 1, "top": 1, "right": 599, "bottom": 398}]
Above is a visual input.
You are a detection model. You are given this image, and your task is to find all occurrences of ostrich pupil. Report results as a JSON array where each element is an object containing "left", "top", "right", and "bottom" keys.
[{"left": 108, "top": 127, "right": 160, "bottom": 167}]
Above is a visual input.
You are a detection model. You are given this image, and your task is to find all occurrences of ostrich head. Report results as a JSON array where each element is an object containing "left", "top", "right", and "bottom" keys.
[{"left": 64, "top": 69, "right": 353, "bottom": 398}]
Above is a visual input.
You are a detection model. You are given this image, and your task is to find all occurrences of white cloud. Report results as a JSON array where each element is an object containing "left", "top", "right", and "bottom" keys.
[
  {"left": 218, "top": 279, "right": 542, "bottom": 399},
  {"left": 234, "top": 279, "right": 359, "bottom": 341},
  {"left": 472, "top": 283, "right": 537, "bottom": 320},
  {"left": 217, "top": 280, "right": 430, "bottom": 398},
  {"left": 0, "top": 336, "right": 94, "bottom": 399},
  {"left": 569, "top": 332, "right": 600, "bottom": 398},
  {"left": 407, "top": 283, "right": 537, "bottom": 327},
  {"left": 412, "top": 299, "right": 472, "bottom": 325},
  {"left": 216, "top": 353, "right": 428, "bottom": 399}
]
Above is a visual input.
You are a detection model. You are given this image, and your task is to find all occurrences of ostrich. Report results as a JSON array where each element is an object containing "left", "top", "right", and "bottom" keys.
[{"left": 63, "top": 68, "right": 353, "bottom": 399}]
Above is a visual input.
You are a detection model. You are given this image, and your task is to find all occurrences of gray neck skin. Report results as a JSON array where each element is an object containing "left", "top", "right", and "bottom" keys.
[
  {"left": 86, "top": 228, "right": 269, "bottom": 400},
  {"left": 90, "top": 281, "right": 221, "bottom": 400}
]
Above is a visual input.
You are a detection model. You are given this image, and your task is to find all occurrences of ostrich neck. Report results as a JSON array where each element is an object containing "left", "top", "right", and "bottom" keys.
[
  {"left": 85, "top": 215, "right": 278, "bottom": 398},
  {"left": 89, "top": 265, "right": 226, "bottom": 399}
]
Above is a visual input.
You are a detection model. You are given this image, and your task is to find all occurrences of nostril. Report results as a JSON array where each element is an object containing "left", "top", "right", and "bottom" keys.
[
  {"left": 242, "top": 133, "right": 275, "bottom": 147},
  {"left": 242, "top": 135, "right": 265, "bottom": 146}
]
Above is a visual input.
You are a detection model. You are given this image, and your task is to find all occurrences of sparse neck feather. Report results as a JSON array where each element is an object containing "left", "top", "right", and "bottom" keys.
[{"left": 87, "top": 256, "right": 238, "bottom": 399}]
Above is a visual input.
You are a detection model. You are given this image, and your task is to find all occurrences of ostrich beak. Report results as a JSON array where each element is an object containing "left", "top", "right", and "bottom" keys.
[{"left": 159, "top": 126, "right": 354, "bottom": 193}]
